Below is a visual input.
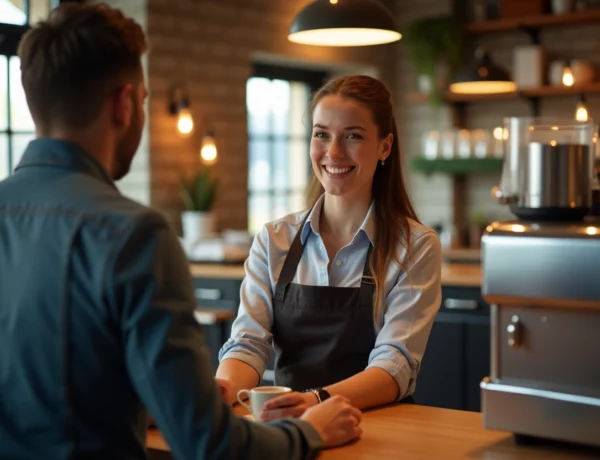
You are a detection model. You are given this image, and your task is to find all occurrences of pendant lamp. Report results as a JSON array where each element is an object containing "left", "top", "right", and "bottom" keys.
[
  {"left": 449, "top": 47, "right": 516, "bottom": 95},
  {"left": 288, "top": 0, "right": 401, "bottom": 47}
]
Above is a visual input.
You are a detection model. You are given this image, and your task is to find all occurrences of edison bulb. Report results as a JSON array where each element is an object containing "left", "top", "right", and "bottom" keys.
[
  {"left": 200, "top": 135, "right": 217, "bottom": 165},
  {"left": 562, "top": 67, "right": 574, "bottom": 87},
  {"left": 575, "top": 101, "right": 588, "bottom": 122},
  {"left": 177, "top": 108, "right": 194, "bottom": 137}
]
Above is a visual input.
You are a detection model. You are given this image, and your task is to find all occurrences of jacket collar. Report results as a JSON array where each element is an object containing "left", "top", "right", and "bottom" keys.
[{"left": 15, "top": 138, "right": 116, "bottom": 189}]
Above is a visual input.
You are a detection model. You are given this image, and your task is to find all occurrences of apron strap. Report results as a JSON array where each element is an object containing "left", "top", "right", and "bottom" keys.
[
  {"left": 274, "top": 211, "right": 377, "bottom": 307},
  {"left": 273, "top": 211, "right": 310, "bottom": 303},
  {"left": 358, "top": 242, "right": 376, "bottom": 309}
]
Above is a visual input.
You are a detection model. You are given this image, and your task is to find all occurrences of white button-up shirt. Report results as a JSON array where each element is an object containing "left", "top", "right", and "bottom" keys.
[{"left": 219, "top": 194, "right": 442, "bottom": 398}]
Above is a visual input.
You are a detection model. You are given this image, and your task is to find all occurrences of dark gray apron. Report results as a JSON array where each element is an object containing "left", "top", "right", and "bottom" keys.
[{"left": 271, "top": 213, "right": 377, "bottom": 391}]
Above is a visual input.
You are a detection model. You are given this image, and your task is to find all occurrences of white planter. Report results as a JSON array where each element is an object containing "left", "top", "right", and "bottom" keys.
[
  {"left": 181, "top": 211, "right": 216, "bottom": 244},
  {"left": 552, "top": 0, "right": 574, "bottom": 14},
  {"left": 417, "top": 74, "right": 433, "bottom": 93}
]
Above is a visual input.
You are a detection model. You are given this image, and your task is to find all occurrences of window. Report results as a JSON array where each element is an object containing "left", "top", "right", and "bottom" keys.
[
  {"left": 0, "top": 0, "right": 54, "bottom": 26},
  {"left": 246, "top": 64, "right": 327, "bottom": 234},
  {"left": 0, "top": 56, "right": 35, "bottom": 180},
  {"left": 0, "top": 0, "right": 61, "bottom": 180}
]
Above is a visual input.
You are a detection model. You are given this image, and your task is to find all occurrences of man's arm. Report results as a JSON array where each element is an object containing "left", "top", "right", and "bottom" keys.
[{"left": 104, "top": 212, "right": 323, "bottom": 460}]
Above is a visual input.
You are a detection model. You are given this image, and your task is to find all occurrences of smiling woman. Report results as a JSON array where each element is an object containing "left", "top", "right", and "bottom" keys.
[{"left": 217, "top": 75, "right": 443, "bottom": 421}]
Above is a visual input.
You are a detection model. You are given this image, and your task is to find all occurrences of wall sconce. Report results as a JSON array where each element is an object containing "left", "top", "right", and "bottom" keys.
[
  {"left": 200, "top": 129, "right": 217, "bottom": 165},
  {"left": 169, "top": 83, "right": 194, "bottom": 137}
]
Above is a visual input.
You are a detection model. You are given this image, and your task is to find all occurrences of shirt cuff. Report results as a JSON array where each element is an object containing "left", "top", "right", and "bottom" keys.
[
  {"left": 366, "top": 358, "right": 412, "bottom": 400},
  {"left": 272, "top": 419, "right": 324, "bottom": 460},
  {"left": 219, "top": 350, "right": 267, "bottom": 381}
]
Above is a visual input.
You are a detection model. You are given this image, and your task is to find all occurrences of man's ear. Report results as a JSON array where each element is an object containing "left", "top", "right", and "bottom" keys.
[{"left": 111, "top": 83, "right": 134, "bottom": 128}]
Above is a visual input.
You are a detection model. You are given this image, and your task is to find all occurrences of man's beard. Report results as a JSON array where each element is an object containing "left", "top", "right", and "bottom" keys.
[{"left": 112, "top": 107, "right": 142, "bottom": 181}]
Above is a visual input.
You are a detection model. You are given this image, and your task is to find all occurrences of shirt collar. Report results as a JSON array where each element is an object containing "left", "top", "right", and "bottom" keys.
[
  {"left": 301, "top": 193, "right": 375, "bottom": 246},
  {"left": 14, "top": 138, "right": 117, "bottom": 189}
]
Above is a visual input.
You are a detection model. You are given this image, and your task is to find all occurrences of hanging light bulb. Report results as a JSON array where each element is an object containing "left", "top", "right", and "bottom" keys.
[
  {"left": 177, "top": 108, "right": 194, "bottom": 137},
  {"left": 200, "top": 131, "right": 217, "bottom": 165},
  {"left": 562, "top": 66, "right": 574, "bottom": 87},
  {"left": 575, "top": 96, "right": 588, "bottom": 122}
]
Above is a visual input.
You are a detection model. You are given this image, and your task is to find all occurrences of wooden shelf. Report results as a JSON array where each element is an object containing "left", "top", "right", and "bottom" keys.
[
  {"left": 408, "top": 82, "right": 600, "bottom": 104},
  {"left": 464, "top": 8, "right": 600, "bottom": 35},
  {"left": 411, "top": 157, "right": 503, "bottom": 175}
]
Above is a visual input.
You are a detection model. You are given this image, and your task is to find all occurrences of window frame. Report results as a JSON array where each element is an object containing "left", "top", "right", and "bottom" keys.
[
  {"left": 246, "top": 63, "right": 328, "bottom": 232},
  {"left": 0, "top": 0, "right": 67, "bottom": 177}
]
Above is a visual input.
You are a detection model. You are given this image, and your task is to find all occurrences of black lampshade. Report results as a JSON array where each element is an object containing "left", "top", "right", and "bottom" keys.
[
  {"left": 288, "top": 0, "right": 401, "bottom": 47},
  {"left": 449, "top": 47, "right": 516, "bottom": 94}
]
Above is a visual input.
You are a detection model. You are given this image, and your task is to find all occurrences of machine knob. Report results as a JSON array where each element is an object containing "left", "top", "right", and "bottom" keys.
[{"left": 506, "top": 315, "right": 523, "bottom": 349}]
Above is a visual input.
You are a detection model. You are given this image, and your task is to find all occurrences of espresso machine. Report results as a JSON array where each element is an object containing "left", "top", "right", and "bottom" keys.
[{"left": 482, "top": 117, "right": 600, "bottom": 447}]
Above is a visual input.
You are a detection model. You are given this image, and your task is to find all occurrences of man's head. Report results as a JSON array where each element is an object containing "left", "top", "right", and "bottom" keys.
[{"left": 18, "top": 3, "right": 147, "bottom": 180}]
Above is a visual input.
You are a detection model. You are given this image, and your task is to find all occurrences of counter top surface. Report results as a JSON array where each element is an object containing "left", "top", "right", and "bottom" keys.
[
  {"left": 190, "top": 262, "right": 482, "bottom": 287},
  {"left": 147, "top": 403, "right": 598, "bottom": 459}
]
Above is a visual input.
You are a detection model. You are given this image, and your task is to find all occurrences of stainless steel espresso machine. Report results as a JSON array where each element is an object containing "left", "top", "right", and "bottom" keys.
[{"left": 482, "top": 117, "right": 600, "bottom": 448}]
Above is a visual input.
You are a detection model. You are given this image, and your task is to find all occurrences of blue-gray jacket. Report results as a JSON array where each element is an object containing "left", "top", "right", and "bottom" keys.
[{"left": 0, "top": 139, "right": 321, "bottom": 460}]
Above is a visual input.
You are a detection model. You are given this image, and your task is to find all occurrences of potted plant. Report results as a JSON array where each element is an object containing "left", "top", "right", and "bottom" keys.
[
  {"left": 179, "top": 165, "right": 219, "bottom": 243},
  {"left": 402, "top": 14, "right": 463, "bottom": 105}
]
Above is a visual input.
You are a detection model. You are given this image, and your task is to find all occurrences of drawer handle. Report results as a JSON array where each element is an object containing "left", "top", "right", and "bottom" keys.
[
  {"left": 444, "top": 298, "right": 478, "bottom": 310},
  {"left": 195, "top": 288, "right": 222, "bottom": 300},
  {"left": 506, "top": 315, "right": 523, "bottom": 349}
]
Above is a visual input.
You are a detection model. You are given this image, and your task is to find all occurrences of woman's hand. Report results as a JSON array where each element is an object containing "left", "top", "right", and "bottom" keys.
[{"left": 259, "top": 391, "right": 319, "bottom": 421}]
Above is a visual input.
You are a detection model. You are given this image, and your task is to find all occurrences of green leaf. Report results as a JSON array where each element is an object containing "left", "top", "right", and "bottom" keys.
[{"left": 179, "top": 165, "right": 219, "bottom": 211}]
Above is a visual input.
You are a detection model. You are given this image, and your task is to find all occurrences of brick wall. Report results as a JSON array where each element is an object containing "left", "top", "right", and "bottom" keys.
[
  {"left": 146, "top": 0, "right": 397, "bottom": 231},
  {"left": 394, "top": 0, "right": 600, "bottom": 229}
]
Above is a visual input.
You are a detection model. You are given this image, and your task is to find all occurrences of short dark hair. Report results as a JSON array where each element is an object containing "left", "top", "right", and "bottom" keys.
[{"left": 17, "top": 3, "right": 147, "bottom": 132}]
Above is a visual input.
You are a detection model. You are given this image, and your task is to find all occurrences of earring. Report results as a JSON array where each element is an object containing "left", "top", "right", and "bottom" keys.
[{"left": 380, "top": 158, "right": 385, "bottom": 166}]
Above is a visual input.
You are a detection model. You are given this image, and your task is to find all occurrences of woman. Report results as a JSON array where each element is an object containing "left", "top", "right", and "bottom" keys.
[{"left": 216, "top": 75, "right": 442, "bottom": 420}]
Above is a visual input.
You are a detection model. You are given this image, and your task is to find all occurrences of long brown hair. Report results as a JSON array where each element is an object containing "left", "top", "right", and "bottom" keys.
[{"left": 306, "top": 75, "right": 421, "bottom": 327}]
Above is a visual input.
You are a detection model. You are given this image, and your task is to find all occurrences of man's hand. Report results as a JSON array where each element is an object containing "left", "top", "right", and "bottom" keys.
[
  {"left": 259, "top": 391, "right": 319, "bottom": 421},
  {"left": 215, "top": 378, "right": 232, "bottom": 404},
  {"left": 300, "top": 395, "right": 362, "bottom": 448}
]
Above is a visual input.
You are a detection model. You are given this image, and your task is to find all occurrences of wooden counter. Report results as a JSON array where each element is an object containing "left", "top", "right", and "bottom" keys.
[
  {"left": 146, "top": 404, "right": 598, "bottom": 459},
  {"left": 190, "top": 262, "right": 482, "bottom": 287}
]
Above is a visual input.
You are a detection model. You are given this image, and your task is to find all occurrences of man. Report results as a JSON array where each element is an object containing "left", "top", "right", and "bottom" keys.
[{"left": 0, "top": 4, "right": 361, "bottom": 459}]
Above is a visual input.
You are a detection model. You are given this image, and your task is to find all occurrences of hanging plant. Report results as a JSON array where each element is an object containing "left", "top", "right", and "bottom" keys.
[{"left": 402, "top": 14, "right": 463, "bottom": 106}]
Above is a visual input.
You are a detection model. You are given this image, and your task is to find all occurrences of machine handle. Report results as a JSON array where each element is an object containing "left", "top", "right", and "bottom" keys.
[{"left": 506, "top": 315, "right": 523, "bottom": 349}]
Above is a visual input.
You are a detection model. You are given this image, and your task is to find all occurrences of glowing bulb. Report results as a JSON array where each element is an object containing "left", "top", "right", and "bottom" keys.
[
  {"left": 177, "top": 108, "right": 194, "bottom": 137},
  {"left": 562, "top": 67, "right": 574, "bottom": 86},
  {"left": 575, "top": 101, "right": 588, "bottom": 122},
  {"left": 330, "top": 0, "right": 338, "bottom": 3},
  {"left": 200, "top": 135, "right": 217, "bottom": 165}
]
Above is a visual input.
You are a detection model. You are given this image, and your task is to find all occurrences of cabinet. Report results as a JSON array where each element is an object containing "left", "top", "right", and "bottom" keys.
[
  {"left": 413, "top": 286, "right": 490, "bottom": 412},
  {"left": 192, "top": 276, "right": 242, "bottom": 369}
]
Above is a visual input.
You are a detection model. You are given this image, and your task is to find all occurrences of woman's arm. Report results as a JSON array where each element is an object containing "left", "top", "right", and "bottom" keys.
[
  {"left": 215, "top": 226, "right": 275, "bottom": 399},
  {"left": 216, "top": 358, "right": 261, "bottom": 404},
  {"left": 323, "top": 367, "right": 398, "bottom": 409},
  {"left": 261, "top": 230, "right": 442, "bottom": 418}
]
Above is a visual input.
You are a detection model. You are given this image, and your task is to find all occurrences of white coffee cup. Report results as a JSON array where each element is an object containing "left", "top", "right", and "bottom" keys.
[{"left": 237, "top": 386, "right": 292, "bottom": 420}]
